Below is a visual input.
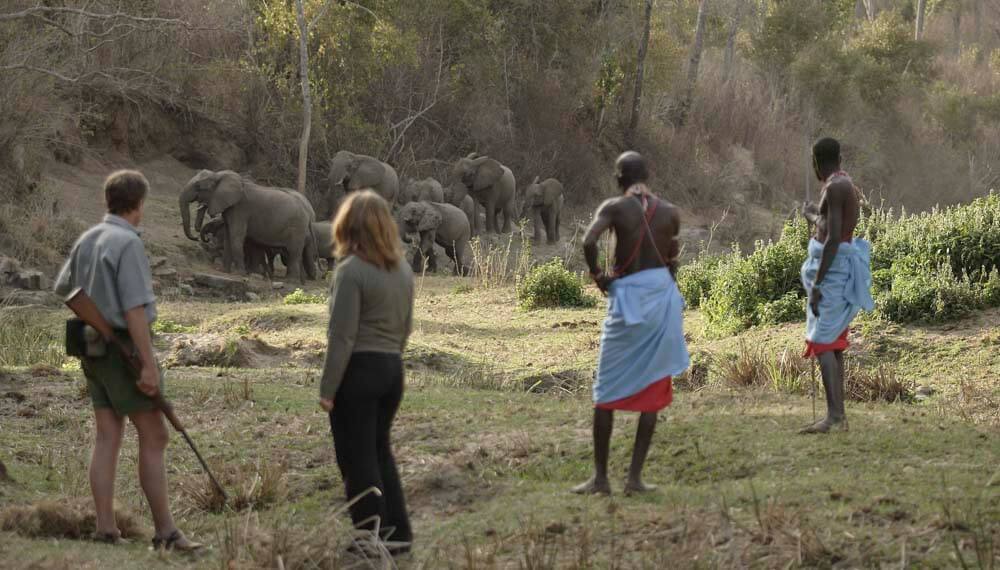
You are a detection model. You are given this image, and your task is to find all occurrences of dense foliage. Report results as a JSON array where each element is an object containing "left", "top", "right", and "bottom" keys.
[
  {"left": 680, "top": 193, "right": 1000, "bottom": 336},
  {"left": 517, "top": 259, "right": 598, "bottom": 311}
]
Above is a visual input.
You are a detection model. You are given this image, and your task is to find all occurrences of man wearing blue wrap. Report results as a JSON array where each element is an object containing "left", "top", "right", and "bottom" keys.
[
  {"left": 799, "top": 138, "right": 875, "bottom": 434},
  {"left": 574, "top": 151, "right": 690, "bottom": 495}
]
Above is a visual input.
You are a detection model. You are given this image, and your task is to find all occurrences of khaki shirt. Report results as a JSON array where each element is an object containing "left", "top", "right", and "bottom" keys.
[{"left": 54, "top": 214, "right": 157, "bottom": 329}]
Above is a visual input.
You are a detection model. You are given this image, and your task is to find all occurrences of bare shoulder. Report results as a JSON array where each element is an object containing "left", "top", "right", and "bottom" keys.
[{"left": 825, "top": 178, "right": 855, "bottom": 203}]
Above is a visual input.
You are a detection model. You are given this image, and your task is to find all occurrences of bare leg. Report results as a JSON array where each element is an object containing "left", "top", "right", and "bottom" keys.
[
  {"left": 91, "top": 408, "right": 125, "bottom": 536},
  {"left": 799, "top": 351, "right": 847, "bottom": 434},
  {"left": 130, "top": 409, "right": 175, "bottom": 535},
  {"left": 572, "top": 408, "right": 613, "bottom": 495},
  {"left": 624, "top": 412, "right": 658, "bottom": 494}
]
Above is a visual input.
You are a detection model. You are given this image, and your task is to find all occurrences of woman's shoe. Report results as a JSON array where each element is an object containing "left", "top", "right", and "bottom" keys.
[{"left": 151, "top": 530, "right": 203, "bottom": 552}]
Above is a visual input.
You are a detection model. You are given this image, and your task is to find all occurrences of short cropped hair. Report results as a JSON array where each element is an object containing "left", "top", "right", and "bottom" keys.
[
  {"left": 333, "top": 189, "right": 402, "bottom": 270},
  {"left": 615, "top": 151, "right": 649, "bottom": 189},
  {"left": 812, "top": 138, "right": 841, "bottom": 170},
  {"left": 104, "top": 170, "right": 149, "bottom": 215}
]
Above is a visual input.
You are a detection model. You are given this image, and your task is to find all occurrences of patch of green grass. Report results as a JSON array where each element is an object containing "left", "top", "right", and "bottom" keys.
[
  {"left": 282, "top": 288, "right": 326, "bottom": 305},
  {"left": 151, "top": 318, "right": 197, "bottom": 334},
  {"left": 517, "top": 258, "right": 598, "bottom": 310}
]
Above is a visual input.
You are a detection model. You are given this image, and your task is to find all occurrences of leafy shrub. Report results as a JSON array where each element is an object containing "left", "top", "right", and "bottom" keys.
[
  {"left": 704, "top": 194, "right": 1000, "bottom": 336},
  {"left": 876, "top": 263, "right": 983, "bottom": 324},
  {"left": 677, "top": 252, "right": 726, "bottom": 309},
  {"left": 757, "top": 291, "right": 804, "bottom": 325},
  {"left": 517, "top": 258, "right": 597, "bottom": 311},
  {"left": 702, "top": 218, "right": 809, "bottom": 336},
  {"left": 283, "top": 289, "right": 325, "bottom": 305}
]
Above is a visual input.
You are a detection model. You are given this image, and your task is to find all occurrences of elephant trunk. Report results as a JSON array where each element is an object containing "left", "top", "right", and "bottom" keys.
[
  {"left": 179, "top": 184, "right": 199, "bottom": 241},
  {"left": 194, "top": 204, "right": 208, "bottom": 235}
]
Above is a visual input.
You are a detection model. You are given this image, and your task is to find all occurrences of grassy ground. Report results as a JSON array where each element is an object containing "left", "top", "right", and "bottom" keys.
[{"left": 0, "top": 276, "right": 997, "bottom": 569}]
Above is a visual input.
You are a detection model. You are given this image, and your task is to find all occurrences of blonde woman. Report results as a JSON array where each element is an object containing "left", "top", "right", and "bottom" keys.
[{"left": 319, "top": 190, "right": 414, "bottom": 554}]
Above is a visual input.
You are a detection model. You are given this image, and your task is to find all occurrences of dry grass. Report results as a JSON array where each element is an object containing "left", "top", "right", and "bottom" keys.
[
  {"left": 181, "top": 458, "right": 288, "bottom": 513},
  {"left": 468, "top": 229, "right": 534, "bottom": 290},
  {"left": 0, "top": 498, "right": 142, "bottom": 540},
  {"left": 0, "top": 301, "right": 65, "bottom": 368},
  {"left": 846, "top": 362, "right": 915, "bottom": 403},
  {"left": 713, "top": 343, "right": 809, "bottom": 395},
  {"left": 949, "top": 379, "right": 1000, "bottom": 428}
]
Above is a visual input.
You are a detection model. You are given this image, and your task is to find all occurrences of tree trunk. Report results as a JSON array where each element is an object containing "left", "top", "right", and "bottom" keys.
[
  {"left": 915, "top": 0, "right": 927, "bottom": 40},
  {"left": 973, "top": 0, "right": 982, "bottom": 44},
  {"left": 953, "top": 3, "right": 963, "bottom": 55},
  {"left": 625, "top": 0, "right": 653, "bottom": 148},
  {"left": 854, "top": 0, "right": 867, "bottom": 23},
  {"left": 295, "top": 0, "right": 311, "bottom": 194},
  {"left": 724, "top": 1, "right": 744, "bottom": 81},
  {"left": 678, "top": 0, "right": 708, "bottom": 124}
]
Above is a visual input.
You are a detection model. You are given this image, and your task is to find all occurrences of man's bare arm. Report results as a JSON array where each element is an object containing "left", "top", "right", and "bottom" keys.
[
  {"left": 583, "top": 199, "right": 617, "bottom": 276},
  {"left": 124, "top": 306, "right": 159, "bottom": 397},
  {"left": 814, "top": 182, "right": 849, "bottom": 286}
]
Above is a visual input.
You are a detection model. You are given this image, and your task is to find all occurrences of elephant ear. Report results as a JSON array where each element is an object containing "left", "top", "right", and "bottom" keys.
[
  {"left": 350, "top": 158, "right": 385, "bottom": 191},
  {"left": 417, "top": 205, "right": 442, "bottom": 232},
  {"left": 471, "top": 158, "right": 504, "bottom": 192},
  {"left": 207, "top": 171, "right": 245, "bottom": 216}
]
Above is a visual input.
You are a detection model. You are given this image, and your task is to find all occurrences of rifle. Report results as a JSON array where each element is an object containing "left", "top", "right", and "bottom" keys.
[{"left": 64, "top": 288, "right": 228, "bottom": 503}]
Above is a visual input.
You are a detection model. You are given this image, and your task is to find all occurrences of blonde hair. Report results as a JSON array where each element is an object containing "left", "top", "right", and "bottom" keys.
[{"left": 332, "top": 189, "right": 402, "bottom": 270}]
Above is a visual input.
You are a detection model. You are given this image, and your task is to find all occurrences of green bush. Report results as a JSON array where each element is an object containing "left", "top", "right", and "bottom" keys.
[
  {"left": 283, "top": 288, "right": 326, "bottom": 305},
  {"left": 702, "top": 194, "right": 1000, "bottom": 336},
  {"left": 677, "top": 252, "right": 726, "bottom": 309},
  {"left": 702, "top": 218, "right": 809, "bottom": 336},
  {"left": 517, "top": 258, "right": 598, "bottom": 311},
  {"left": 758, "top": 291, "right": 804, "bottom": 325},
  {"left": 875, "top": 263, "right": 981, "bottom": 324}
]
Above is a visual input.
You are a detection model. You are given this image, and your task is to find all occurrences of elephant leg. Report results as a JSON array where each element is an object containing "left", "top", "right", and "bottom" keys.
[
  {"left": 426, "top": 248, "right": 438, "bottom": 273},
  {"left": 222, "top": 232, "right": 233, "bottom": 272},
  {"left": 553, "top": 209, "right": 561, "bottom": 243},
  {"left": 545, "top": 209, "right": 557, "bottom": 244},
  {"left": 484, "top": 197, "right": 498, "bottom": 233},
  {"left": 502, "top": 201, "right": 514, "bottom": 233},
  {"left": 443, "top": 242, "right": 458, "bottom": 275},
  {"left": 284, "top": 238, "right": 306, "bottom": 284},
  {"left": 226, "top": 218, "right": 248, "bottom": 275},
  {"left": 533, "top": 210, "right": 544, "bottom": 243},
  {"left": 410, "top": 249, "right": 423, "bottom": 273}
]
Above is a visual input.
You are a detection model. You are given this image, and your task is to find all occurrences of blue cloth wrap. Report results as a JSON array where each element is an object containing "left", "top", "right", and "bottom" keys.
[
  {"left": 800, "top": 238, "right": 875, "bottom": 344},
  {"left": 594, "top": 268, "right": 690, "bottom": 404}
]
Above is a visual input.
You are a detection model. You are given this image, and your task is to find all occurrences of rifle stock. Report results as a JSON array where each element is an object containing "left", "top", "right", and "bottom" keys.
[{"left": 63, "top": 287, "right": 228, "bottom": 502}]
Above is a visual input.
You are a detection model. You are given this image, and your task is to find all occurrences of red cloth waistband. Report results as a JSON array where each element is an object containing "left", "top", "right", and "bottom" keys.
[
  {"left": 596, "top": 376, "right": 673, "bottom": 413},
  {"left": 803, "top": 329, "right": 849, "bottom": 358}
]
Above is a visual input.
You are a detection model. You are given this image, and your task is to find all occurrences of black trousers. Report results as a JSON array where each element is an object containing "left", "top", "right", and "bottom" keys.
[{"left": 329, "top": 352, "right": 412, "bottom": 543}]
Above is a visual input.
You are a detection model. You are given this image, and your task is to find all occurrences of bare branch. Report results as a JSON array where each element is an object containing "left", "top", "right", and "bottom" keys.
[{"left": 0, "top": 6, "right": 188, "bottom": 27}]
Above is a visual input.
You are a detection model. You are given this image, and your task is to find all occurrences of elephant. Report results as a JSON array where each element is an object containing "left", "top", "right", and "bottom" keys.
[
  {"left": 180, "top": 170, "right": 313, "bottom": 283},
  {"left": 398, "top": 201, "right": 471, "bottom": 276},
  {"left": 198, "top": 216, "right": 281, "bottom": 279},
  {"left": 314, "top": 150, "right": 399, "bottom": 220},
  {"left": 522, "top": 176, "right": 564, "bottom": 244},
  {"left": 312, "top": 221, "right": 337, "bottom": 269},
  {"left": 399, "top": 177, "right": 445, "bottom": 205},
  {"left": 443, "top": 182, "right": 478, "bottom": 236},
  {"left": 451, "top": 153, "right": 517, "bottom": 234}
]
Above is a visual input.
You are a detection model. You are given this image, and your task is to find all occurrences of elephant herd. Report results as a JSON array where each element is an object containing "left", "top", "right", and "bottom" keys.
[{"left": 180, "top": 150, "right": 566, "bottom": 281}]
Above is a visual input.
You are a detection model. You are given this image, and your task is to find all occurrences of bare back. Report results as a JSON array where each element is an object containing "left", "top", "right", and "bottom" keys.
[
  {"left": 815, "top": 176, "right": 860, "bottom": 244},
  {"left": 584, "top": 189, "right": 680, "bottom": 278}
]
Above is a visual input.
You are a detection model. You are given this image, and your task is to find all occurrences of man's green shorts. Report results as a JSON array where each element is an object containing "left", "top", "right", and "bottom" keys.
[{"left": 81, "top": 332, "right": 163, "bottom": 416}]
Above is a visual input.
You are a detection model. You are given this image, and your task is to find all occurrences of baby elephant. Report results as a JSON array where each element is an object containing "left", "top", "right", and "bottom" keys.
[
  {"left": 523, "top": 177, "right": 564, "bottom": 244},
  {"left": 399, "top": 177, "right": 445, "bottom": 205},
  {"left": 398, "top": 201, "right": 471, "bottom": 276}
]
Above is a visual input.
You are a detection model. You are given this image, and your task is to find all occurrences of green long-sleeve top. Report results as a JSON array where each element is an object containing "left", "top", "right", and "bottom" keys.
[{"left": 319, "top": 255, "right": 415, "bottom": 399}]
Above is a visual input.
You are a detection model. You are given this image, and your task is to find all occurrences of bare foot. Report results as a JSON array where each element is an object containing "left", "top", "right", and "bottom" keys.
[
  {"left": 623, "top": 480, "right": 658, "bottom": 496},
  {"left": 571, "top": 476, "right": 611, "bottom": 495},
  {"left": 798, "top": 417, "right": 848, "bottom": 434}
]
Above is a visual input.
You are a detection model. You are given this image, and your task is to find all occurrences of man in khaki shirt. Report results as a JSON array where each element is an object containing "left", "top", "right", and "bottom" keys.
[{"left": 54, "top": 170, "right": 200, "bottom": 551}]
